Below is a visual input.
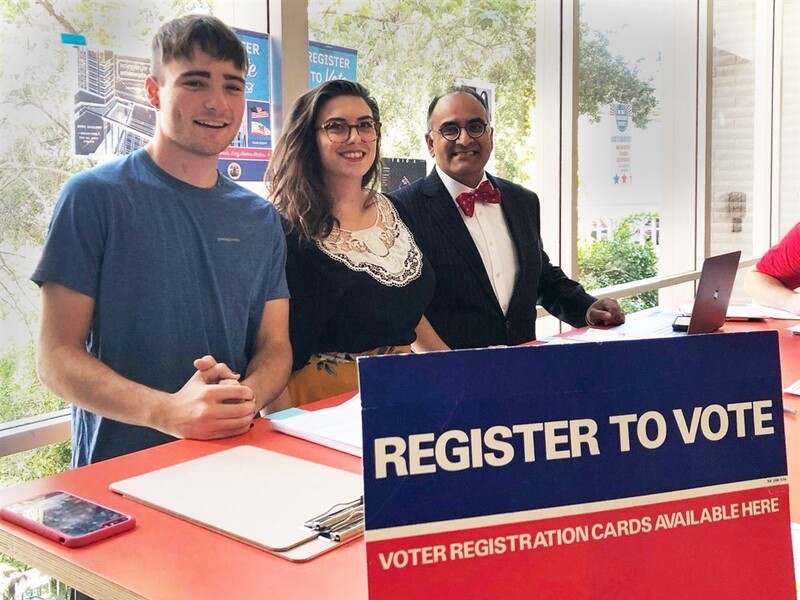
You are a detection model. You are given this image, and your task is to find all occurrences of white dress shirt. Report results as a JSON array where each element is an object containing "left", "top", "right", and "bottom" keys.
[{"left": 436, "top": 166, "right": 519, "bottom": 315}]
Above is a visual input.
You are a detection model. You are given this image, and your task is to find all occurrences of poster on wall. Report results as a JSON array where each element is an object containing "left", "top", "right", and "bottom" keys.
[
  {"left": 381, "top": 158, "right": 427, "bottom": 193},
  {"left": 309, "top": 40, "right": 357, "bottom": 89},
  {"left": 610, "top": 102, "right": 633, "bottom": 185},
  {"left": 71, "top": 47, "right": 153, "bottom": 158},
  {"left": 359, "top": 331, "right": 794, "bottom": 599},
  {"left": 218, "top": 29, "right": 271, "bottom": 182},
  {"left": 70, "top": 28, "right": 271, "bottom": 182}
]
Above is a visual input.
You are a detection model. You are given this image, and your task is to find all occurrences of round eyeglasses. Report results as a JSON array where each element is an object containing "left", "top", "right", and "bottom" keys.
[
  {"left": 318, "top": 120, "right": 381, "bottom": 143},
  {"left": 432, "top": 121, "right": 490, "bottom": 141}
]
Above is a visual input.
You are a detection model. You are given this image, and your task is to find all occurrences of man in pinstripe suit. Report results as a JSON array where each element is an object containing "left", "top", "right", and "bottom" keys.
[{"left": 391, "top": 87, "right": 624, "bottom": 351}]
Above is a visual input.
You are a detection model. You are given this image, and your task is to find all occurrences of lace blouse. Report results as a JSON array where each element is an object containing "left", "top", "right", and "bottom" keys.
[{"left": 284, "top": 194, "right": 435, "bottom": 371}]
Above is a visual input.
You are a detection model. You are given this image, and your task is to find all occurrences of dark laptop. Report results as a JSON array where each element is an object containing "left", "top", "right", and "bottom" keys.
[{"left": 672, "top": 250, "right": 741, "bottom": 334}]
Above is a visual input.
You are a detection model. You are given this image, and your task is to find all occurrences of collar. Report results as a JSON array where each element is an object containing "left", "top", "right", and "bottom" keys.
[{"left": 435, "top": 165, "right": 489, "bottom": 205}]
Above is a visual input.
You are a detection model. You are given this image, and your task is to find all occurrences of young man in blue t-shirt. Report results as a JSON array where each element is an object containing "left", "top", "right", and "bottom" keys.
[{"left": 32, "top": 15, "right": 292, "bottom": 468}]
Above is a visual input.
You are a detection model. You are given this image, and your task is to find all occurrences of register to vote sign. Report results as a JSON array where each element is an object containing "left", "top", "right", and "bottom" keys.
[{"left": 358, "top": 331, "right": 794, "bottom": 599}]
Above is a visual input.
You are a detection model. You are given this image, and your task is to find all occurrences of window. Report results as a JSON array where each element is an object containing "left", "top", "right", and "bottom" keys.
[
  {"left": 0, "top": 1, "right": 220, "bottom": 478},
  {"left": 308, "top": 1, "right": 539, "bottom": 193},
  {"left": 576, "top": 1, "right": 697, "bottom": 311},
  {"left": 710, "top": 1, "right": 758, "bottom": 260},
  {"left": 3, "top": 0, "right": 796, "bottom": 463},
  {"left": 778, "top": 0, "right": 800, "bottom": 238}
]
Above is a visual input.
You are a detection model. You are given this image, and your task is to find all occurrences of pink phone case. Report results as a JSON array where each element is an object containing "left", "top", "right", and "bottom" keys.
[{"left": 0, "top": 490, "right": 135, "bottom": 548}]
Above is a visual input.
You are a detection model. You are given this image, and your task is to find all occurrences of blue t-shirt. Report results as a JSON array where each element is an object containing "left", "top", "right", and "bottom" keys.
[{"left": 32, "top": 149, "right": 288, "bottom": 466}]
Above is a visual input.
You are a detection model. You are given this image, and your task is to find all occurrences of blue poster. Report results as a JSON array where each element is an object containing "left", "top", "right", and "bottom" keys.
[
  {"left": 219, "top": 29, "right": 271, "bottom": 182},
  {"left": 238, "top": 31, "right": 269, "bottom": 99},
  {"left": 309, "top": 41, "right": 358, "bottom": 88}
]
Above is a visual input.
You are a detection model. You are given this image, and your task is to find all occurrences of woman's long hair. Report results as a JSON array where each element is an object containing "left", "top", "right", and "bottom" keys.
[{"left": 266, "top": 80, "right": 382, "bottom": 243}]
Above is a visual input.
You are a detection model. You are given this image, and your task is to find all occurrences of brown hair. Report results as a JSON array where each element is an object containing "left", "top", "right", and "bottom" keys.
[
  {"left": 266, "top": 80, "right": 382, "bottom": 243},
  {"left": 151, "top": 15, "right": 247, "bottom": 78}
]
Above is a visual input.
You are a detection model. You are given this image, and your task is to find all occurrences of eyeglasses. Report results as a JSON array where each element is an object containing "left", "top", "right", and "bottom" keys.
[
  {"left": 318, "top": 120, "right": 381, "bottom": 143},
  {"left": 431, "top": 121, "right": 490, "bottom": 141}
]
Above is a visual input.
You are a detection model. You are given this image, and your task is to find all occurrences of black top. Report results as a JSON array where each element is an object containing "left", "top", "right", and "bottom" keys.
[{"left": 284, "top": 200, "right": 435, "bottom": 371}]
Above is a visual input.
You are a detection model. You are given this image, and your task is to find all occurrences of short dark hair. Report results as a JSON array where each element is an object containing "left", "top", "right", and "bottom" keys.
[
  {"left": 151, "top": 15, "right": 247, "bottom": 77},
  {"left": 267, "top": 80, "right": 382, "bottom": 243},
  {"left": 426, "top": 86, "right": 490, "bottom": 130}
]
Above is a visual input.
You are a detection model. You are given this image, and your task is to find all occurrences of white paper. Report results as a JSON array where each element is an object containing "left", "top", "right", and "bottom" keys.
[
  {"left": 588, "top": 309, "right": 684, "bottom": 340},
  {"left": 752, "top": 302, "right": 800, "bottom": 320},
  {"left": 269, "top": 394, "right": 362, "bottom": 456},
  {"left": 557, "top": 328, "right": 632, "bottom": 343},
  {"left": 678, "top": 302, "right": 769, "bottom": 320},
  {"left": 785, "top": 379, "right": 800, "bottom": 397}
]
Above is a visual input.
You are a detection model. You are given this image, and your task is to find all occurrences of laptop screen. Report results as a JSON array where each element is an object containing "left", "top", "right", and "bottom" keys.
[{"left": 688, "top": 250, "right": 741, "bottom": 334}]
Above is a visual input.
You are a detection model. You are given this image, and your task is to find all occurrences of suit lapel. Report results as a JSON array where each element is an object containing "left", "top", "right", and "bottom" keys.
[
  {"left": 424, "top": 171, "right": 500, "bottom": 307},
  {"left": 491, "top": 175, "right": 529, "bottom": 291}
]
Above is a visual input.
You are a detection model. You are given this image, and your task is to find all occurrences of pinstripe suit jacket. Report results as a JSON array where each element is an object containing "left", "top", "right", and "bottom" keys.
[{"left": 391, "top": 170, "right": 596, "bottom": 350}]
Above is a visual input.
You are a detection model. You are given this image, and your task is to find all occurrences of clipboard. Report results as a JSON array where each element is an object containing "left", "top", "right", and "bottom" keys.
[{"left": 109, "top": 446, "right": 363, "bottom": 561}]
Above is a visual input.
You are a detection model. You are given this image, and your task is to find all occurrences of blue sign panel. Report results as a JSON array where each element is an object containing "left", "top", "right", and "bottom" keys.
[
  {"left": 360, "top": 331, "right": 786, "bottom": 529},
  {"left": 309, "top": 40, "right": 358, "bottom": 88}
]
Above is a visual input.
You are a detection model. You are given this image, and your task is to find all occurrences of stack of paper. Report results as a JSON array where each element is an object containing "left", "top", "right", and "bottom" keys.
[
  {"left": 268, "top": 394, "right": 362, "bottom": 456},
  {"left": 679, "top": 302, "right": 768, "bottom": 321},
  {"left": 785, "top": 380, "right": 800, "bottom": 397},
  {"left": 753, "top": 303, "right": 800, "bottom": 320}
]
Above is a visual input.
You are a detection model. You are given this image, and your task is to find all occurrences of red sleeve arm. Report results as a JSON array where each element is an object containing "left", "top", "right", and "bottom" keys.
[{"left": 755, "top": 222, "right": 800, "bottom": 290}]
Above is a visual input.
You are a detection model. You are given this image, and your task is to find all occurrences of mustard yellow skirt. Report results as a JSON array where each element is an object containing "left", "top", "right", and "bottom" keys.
[{"left": 288, "top": 345, "right": 412, "bottom": 407}]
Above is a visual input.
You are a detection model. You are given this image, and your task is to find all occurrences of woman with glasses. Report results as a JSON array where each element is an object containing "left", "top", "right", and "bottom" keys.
[{"left": 265, "top": 80, "right": 435, "bottom": 408}]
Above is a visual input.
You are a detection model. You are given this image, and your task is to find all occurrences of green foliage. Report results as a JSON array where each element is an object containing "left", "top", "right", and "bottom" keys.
[
  {"left": 578, "top": 22, "right": 658, "bottom": 129},
  {"left": 578, "top": 212, "right": 659, "bottom": 313},
  {"left": 0, "top": 341, "right": 70, "bottom": 488},
  {"left": 0, "top": 0, "right": 211, "bottom": 251},
  {"left": 0, "top": 342, "right": 66, "bottom": 423},
  {"left": 311, "top": 0, "right": 538, "bottom": 182},
  {"left": 0, "top": 442, "right": 71, "bottom": 487},
  {"left": 310, "top": 0, "right": 658, "bottom": 184}
]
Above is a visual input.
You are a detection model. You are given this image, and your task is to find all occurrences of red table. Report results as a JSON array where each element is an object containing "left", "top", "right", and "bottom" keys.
[
  {"left": 0, "top": 397, "right": 365, "bottom": 600},
  {"left": 1, "top": 320, "right": 798, "bottom": 599}
]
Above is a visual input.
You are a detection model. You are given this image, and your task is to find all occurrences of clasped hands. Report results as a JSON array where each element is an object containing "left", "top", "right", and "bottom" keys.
[{"left": 161, "top": 355, "right": 256, "bottom": 441}]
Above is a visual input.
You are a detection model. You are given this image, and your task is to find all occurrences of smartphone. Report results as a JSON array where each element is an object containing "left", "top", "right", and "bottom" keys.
[
  {"left": 0, "top": 490, "right": 135, "bottom": 548},
  {"left": 672, "top": 315, "right": 691, "bottom": 332}
]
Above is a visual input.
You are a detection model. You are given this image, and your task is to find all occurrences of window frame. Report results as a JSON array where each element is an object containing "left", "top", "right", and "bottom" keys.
[{"left": 2, "top": 0, "right": 794, "bottom": 457}]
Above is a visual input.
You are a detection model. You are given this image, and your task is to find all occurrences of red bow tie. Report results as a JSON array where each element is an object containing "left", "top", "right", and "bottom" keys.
[{"left": 455, "top": 180, "right": 501, "bottom": 217}]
